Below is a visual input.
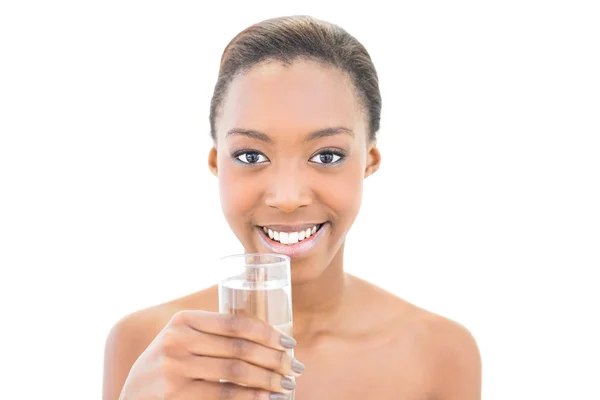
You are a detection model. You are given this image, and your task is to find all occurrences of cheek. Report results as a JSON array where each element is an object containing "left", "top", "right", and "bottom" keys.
[
  {"left": 218, "top": 164, "right": 260, "bottom": 225},
  {"left": 319, "top": 163, "right": 364, "bottom": 225}
]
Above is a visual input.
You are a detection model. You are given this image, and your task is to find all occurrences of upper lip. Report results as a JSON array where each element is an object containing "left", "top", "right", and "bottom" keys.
[{"left": 258, "top": 222, "right": 325, "bottom": 231}]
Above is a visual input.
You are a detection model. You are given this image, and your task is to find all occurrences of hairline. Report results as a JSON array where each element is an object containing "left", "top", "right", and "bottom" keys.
[{"left": 212, "top": 56, "right": 371, "bottom": 142}]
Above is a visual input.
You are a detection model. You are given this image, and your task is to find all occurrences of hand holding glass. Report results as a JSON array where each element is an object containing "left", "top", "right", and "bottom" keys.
[{"left": 219, "top": 253, "right": 296, "bottom": 399}]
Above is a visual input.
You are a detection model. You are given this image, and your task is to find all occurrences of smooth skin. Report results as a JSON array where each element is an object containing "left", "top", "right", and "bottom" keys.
[{"left": 103, "top": 60, "right": 482, "bottom": 400}]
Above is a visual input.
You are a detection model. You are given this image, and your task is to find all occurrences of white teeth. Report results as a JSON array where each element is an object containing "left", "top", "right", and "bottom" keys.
[
  {"left": 261, "top": 224, "right": 322, "bottom": 245},
  {"left": 279, "top": 232, "right": 289, "bottom": 245}
]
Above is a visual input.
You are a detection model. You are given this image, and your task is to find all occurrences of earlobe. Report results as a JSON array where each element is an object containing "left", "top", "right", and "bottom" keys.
[
  {"left": 364, "top": 144, "right": 381, "bottom": 178},
  {"left": 208, "top": 146, "right": 218, "bottom": 177}
]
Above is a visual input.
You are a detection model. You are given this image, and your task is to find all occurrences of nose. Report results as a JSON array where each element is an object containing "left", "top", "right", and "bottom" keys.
[{"left": 264, "top": 166, "right": 313, "bottom": 213}]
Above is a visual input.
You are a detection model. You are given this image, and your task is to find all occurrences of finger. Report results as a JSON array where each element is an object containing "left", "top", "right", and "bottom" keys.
[
  {"left": 172, "top": 311, "right": 296, "bottom": 351},
  {"left": 182, "top": 380, "right": 279, "bottom": 400},
  {"left": 176, "top": 325, "right": 303, "bottom": 377},
  {"left": 179, "top": 355, "right": 296, "bottom": 394}
]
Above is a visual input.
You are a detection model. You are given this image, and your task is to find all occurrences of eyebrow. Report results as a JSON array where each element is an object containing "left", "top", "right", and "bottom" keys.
[
  {"left": 226, "top": 128, "right": 273, "bottom": 143},
  {"left": 304, "top": 127, "right": 355, "bottom": 142},
  {"left": 226, "top": 126, "right": 355, "bottom": 143}
]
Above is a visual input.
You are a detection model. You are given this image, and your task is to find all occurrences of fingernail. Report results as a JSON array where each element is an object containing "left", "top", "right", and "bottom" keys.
[
  {"left": 291, "top": 359, "right": 305, "bottom": 374},
  {"left": 281, "top": 376, "right": 296, "bottom": 390},
  {"left": 279, "top": 335, "right": 296, "bottom": 349},
  {"left": 269, "top": 394, "right": 286, "bottom": 400}
]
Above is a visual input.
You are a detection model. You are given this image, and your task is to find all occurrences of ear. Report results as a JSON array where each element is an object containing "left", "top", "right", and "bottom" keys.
[
  {"left": 208, "top": 146, "right": 218, "bottom": 177},
  {"left": 364, "top": 141, "right": 381, "bottom": 178}
]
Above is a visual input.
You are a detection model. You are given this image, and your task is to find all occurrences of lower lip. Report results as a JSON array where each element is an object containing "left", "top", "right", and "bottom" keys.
[{"left": 256, "top": 223, "right": 329, "bottom": 259}]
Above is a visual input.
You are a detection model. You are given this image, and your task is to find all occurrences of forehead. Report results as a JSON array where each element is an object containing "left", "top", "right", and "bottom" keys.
[{"left": 217, "top": 59, "right": 366, "bottom": 140}]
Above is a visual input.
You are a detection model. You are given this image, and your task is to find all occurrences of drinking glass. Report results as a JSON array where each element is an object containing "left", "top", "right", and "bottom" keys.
[{"left": 218, "top": 253, "right": 294, "bottom": 399}]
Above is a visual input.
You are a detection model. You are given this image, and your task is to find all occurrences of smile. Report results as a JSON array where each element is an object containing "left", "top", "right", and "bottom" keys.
[
  {"left": 256, "top": 223, "right": 328, "bottom": 259},
  {"left": 260, "top": 224, "right": 323, "bottom": 245}
]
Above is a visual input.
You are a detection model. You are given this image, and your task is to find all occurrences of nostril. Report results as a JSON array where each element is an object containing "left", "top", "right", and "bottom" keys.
[{"left": 264, "top": 193, "right": 312, "bottom": 213}]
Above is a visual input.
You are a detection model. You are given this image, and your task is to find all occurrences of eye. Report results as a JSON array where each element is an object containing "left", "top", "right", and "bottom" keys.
[
  {"left": 235, "top": 151, "right": 269, "bottom": 165},
  {"left": 309, "top": 150, "right": 345, "bottom": 165}
]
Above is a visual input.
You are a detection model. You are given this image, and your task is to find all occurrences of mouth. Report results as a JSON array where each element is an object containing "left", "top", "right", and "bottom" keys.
[
  {"left": 260, "top": 223, "right": 324, "bottom": 245},
  {"left": 256, "top": 222, "right": 328, "bottom": 259}
]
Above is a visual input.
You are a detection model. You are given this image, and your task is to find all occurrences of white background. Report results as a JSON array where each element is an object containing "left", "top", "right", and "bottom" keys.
[{"left": 1, "top": 1, "right": 598, "bottom": 398}]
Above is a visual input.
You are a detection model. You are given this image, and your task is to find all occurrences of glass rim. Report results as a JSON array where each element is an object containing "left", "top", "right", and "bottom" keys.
[{"left": 218, "top": 252, "right": 290, "bottom": 268}]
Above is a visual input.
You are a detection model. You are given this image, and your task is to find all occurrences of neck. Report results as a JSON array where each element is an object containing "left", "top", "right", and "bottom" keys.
[{"left": 290, "top": 245, "right": 350, "bottom": 338}]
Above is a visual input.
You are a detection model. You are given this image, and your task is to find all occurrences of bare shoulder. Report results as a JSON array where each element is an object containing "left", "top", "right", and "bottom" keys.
[
  {"left": 349, "top": 275, "right": 481, "bottom": 399},
  {"left": 408, "top": 309, "right": 482, "bottom": 400},
  {"left": 102, "top": 285, "right": 218, "bottom": 400}
]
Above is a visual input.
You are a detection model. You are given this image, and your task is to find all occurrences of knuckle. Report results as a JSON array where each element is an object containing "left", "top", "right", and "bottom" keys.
[
  {"left": 218, "top": 382, "right": 236, "bottom": 400},
  {"left": 224, "top": 359, "right": 246, "bottom": 381},
  {"left": 223, "top": 314, "right": 247, "bottom": 335},
  {"left": 160, "top": 357, "right": 180, "bottom": 378},
  {"left": 276, "top": 349, "right": 287, "bottom": 369},
  {"left": 250, "top": 387, "right": 263, "bottom": 400},
  {"left": 264, "top": 324, "right": 278, "bottom": 344},
  {"left": 171, "top": 310, "right": 189, "bottom": 326},
  {"left": 230, "top": 338, "right": 250, "bottom": 357},
  {"left": 161, "top": 329, "right": 184, "bottom": 356},
  {"left": 268, "top": 371, "right": 281, "bottom": 392},
  {"left": 163, "top": 379, "right": 185, "bottom": 399}
]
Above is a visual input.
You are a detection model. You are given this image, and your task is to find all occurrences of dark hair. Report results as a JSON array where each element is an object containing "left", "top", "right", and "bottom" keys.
[{"left": 209, "top": 15, "right": 382, "bottom": 141}]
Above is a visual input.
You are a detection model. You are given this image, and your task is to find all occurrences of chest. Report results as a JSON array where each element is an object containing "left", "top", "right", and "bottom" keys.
[{"left": 292, "top": 342, "right": 434, "bottom": 400}]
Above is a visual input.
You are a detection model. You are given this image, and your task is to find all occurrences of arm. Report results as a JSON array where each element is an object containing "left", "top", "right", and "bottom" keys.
[{"left": 102, "top": 312, "right": 159, "bottom": 400}]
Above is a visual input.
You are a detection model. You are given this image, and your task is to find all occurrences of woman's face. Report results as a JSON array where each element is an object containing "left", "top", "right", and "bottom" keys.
[{"left": 209, "top": 60, "right": 380, "bottom": 282}]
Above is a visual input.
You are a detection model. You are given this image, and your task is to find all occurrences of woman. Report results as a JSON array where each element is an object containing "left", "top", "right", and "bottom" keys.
[{"left": 103, "top": 15, "right": 481, "bottom": 400}]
